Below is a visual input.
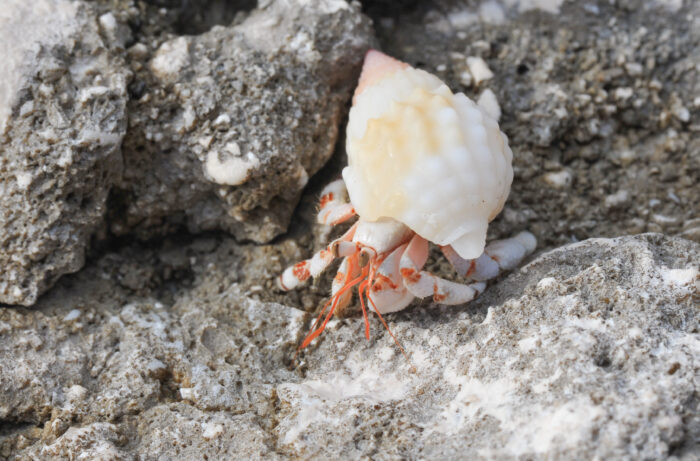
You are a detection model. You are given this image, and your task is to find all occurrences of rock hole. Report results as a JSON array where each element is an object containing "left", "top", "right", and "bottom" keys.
[
  {"left": 171, "top": 0, "right": 257, "bottom": 36},
  {"left": 128, "top": 80, "right": 146, "bottom": 100},
  {"left": 594, "top": 353, "right": 611, "bottom": 368},
  {"left": 360, "top": 0, "right": 427, "bottom": 18}
]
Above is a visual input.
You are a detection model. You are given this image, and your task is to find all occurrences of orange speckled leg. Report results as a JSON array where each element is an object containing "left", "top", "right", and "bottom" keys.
[
  {"left": 317, "top": 179, "right": 356, "bottom": 225},
  {"left": 278, "top": 222, "right": 358, "bottom": 291},
  {"left": 367, "top": 243, "right": 415, "bottom": 314},
  {"left": 441, "top": 231, "right": 537, "bottom": 282},
  {"left": 399, "top": 234, "right": 486, "bottom": 305}
]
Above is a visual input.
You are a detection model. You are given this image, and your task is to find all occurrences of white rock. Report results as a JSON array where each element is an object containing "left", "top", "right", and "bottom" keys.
[
  {"left": 604, "top": 190, "right": 629, "bottom": 207},
  {"left": 459, "top": 70, "right": 473, "bottom": 87},
  {"left": 542, "top": 170, "right": 572, "bottom": 188},
  {"left": 63, "top": 309, "right": 81, "bottom": 322},
  {"left": 180, "top": 388, "right": 196, "bottom": 401},
  {"left": 212, "top": 113, "right": 231, "bottom": 129},
  {"left": 14, "top": 172, "right": 31, "bottom": 189},
  {"left": 150, "top": 37, "right": 190, "bottom": 83},
  {"left": 507, "top": 0, "right": 565, "bottom": 14},
  {"left": 614, "top": 87, "right": 634, "bottom": 100},
  {"left": 201, "top": 422, "right": 224, "bottom": 440},
  {"left": 205, "top": 147, "right": 260, "bottom": 186},
  {"left": 466, "top": 56, "right": 494, "bottom": 85},
  {"left": 98, "top": 13, "right": 117, "bottom": 35}
]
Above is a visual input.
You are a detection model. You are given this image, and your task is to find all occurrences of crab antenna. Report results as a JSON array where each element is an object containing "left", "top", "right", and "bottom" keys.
[
  {"left": 358, "top": 280, "right": 371, "bottom": 340},
  {"left": 296, "top": 263, "right": 369, "bottom": 352},
  {"left": 366, "top": 293, "right": 416, "bottom": 372},
  {"left": 293, "top": 296, "right": 334, "bottom": 364}
]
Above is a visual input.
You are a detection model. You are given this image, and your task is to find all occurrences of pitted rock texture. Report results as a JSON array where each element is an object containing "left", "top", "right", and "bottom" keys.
[
  {"left": 109, "top": 0, "right": 374, "bottom": 242},
  {"left": 366, "top": 0, "right": 699, "bottom": 250},
  {"left": 0, "top": 0, "right": 128, "bottom": 306},
  {"left": 0, "top": 233, "right": 697, "bottom": 459},
  {"left": 275, "top": 233, "right": 698, "bottom": 459},
  {"left": 1, "top": 0, "right": 699, "bottom": 459}
]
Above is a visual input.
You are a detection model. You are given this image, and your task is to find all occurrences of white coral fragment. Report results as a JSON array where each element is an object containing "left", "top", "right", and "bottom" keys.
[
  {"left": 150, "top": 37, "right": 190, "bottom": 83},
  {"left": 205, "top": 143, "right": 260, "bottom": 186},
  {"left": 477, "top": 88, "right": 502, "bottom": 121},
  {"left": 466, "top": 56, "right": 494, "bottom": 85}
]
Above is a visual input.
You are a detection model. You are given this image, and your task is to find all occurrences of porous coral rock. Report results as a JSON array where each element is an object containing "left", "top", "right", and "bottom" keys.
[
  {"left": 0, "top": 0, "right": 128, "bottom": 306},
  {"left": 110, "top": 0, "right": 374, "bottom": 243},
  {"left": 1, "top": 234, "right": 697, "bottom": 459}
]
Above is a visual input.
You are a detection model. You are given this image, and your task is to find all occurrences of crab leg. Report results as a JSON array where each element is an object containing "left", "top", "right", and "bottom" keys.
[
  {"left": 299, "top": 258, "right": 369, "bottom": 349},
  {"left": 366, "top": 243, "right": 415, "bottom": 314},
  {"left": 278, "top": 223, "right": 358, "bottom": 290},
  {"left": 330, "top": 254, "right": 361, "bottom": 316},
  {"left": 317, "top": 179, "right": 356, "bottom": 225},
  {"left": 399, "top": 235, "right": 486, "bottom": 305},
  {"left": 441, "top": 231, "right": 537, "bottom": 282}
]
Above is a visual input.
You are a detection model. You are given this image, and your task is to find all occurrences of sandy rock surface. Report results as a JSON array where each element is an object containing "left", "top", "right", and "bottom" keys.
[
  {"left": 1, "top": 0, "right": 699, "bottom": 459},
  {"left": 0, "top": 0, "right": 372, "bottom": 306},
  {"left": 0, "top": 233, "right": 697, "bottom": 459}
]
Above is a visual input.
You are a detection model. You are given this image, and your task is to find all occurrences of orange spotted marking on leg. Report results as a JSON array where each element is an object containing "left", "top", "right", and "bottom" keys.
[
  {"left": 372, "top": 273, "right": 398, "bottom": 292},
  {"left": 433, "top": 283, "right": 447, "bottom": 302},
  {"left": 465, "top": 260, "right": 476, "bottom": 278},
  {"left": 400, "top": 267, "right": 421, "bottom": 284},
  {"left": 292, "top": 261, "right": 310, "bottom": 281},
  {"left": 319, "top": 192, "right": 334, "bottom": 208}
]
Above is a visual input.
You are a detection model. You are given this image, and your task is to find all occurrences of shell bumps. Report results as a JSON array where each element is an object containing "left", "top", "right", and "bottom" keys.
[{"left": 343, "top": 50, "right": 513, "bottom": 259}]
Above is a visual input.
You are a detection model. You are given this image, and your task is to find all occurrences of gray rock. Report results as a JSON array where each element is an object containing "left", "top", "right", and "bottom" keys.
[
  {"left": 277, "top": 233, "right": 699, "bottom": 459},
  {"left": 1, "top": 0, "right": 699, "bottom": 459},
  {"left": 40, "top": 423, "right": 128, "bottom": 460},
  {"left": 0, "top": 0, "right": 128, "bottom": 306},
  {"left": 110, "top": 0, "right": 373, "bottom": 242},
  {"left": 369, "top": 0, "right": 699, "bottom": 250},
  {"left": 1, "top": 233, "right": 697, "bottom": 459}
]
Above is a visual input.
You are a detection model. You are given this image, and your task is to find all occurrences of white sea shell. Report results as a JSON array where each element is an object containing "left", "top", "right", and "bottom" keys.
[{"left": 343, "top": 51, "right": 513, "bottom": 259}]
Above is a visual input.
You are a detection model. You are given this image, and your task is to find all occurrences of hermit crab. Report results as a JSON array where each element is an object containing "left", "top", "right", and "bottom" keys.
[{"left": 279, "top": 50, "right": 536, "bottom": 350}]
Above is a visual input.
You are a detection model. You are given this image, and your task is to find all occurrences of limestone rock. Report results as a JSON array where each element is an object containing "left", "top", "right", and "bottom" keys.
[
  {"left": 368, "top": 0, "right": 699, "bottom": 251},
  {"left": 0, "top": 0, "right": 128, "bottom": 306},
  {"left": 110, "top": 0, "right": 373, "bottom": 242},
  {"left": 1, "top": 234, "right": 697, "bottom": 459},
  {"left": 277, "top": 233, "right": 699, "bottom": 459}
]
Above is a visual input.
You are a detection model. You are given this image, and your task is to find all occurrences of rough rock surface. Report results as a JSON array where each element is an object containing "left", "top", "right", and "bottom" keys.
[
  {"left": 1, "top": 0, "right": 699, "bottom": 459},
  {"left": 0, "top": 233, "right": 697, "bottom": 459},
  {"left": 0, "top": 0, "right": 128, "bottom": 306},
  {"left": 367, "top": 0, "right": 699, "bottom": 249},
  {"left": 108, "top": 0, "right": 373, "bottom": 242}
]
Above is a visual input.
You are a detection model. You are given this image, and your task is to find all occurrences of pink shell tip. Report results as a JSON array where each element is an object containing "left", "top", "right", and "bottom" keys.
[{"left": 353, "top": 49, "right": 408, "bottom": 103}]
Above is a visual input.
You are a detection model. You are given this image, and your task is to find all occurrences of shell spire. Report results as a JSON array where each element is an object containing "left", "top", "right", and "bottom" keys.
[{"left": 353, "top": 50, "right": 408, "bottom": 103}]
